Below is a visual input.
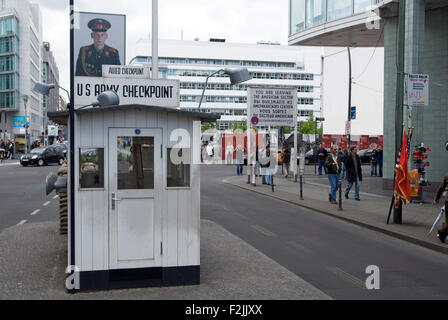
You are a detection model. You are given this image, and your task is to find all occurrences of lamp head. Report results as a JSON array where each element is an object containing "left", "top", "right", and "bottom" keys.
[
  {"left": 33, "top": 83, "right": 56, "bottom": 96},
  {"left": 224, "top": 68, "right": 251, "bottom": 85},
  {"left": 91, "top": 90, "right": 120, "bottom": 107}
]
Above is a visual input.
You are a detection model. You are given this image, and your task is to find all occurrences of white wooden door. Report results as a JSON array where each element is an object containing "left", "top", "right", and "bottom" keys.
[{"left": 109, "top": 128, "right": 162, "bottom": 269}]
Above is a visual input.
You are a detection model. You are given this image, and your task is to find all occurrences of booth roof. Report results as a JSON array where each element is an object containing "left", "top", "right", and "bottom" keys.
[{"left": 48, "top": 104, "right": 220, "bottom": 126}]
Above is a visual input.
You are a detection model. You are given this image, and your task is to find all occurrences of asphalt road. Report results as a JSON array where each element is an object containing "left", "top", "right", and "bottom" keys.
[
  {"left": 201, "top": 164, "right": 448, "bottom": 300},
  {"left": 0, "top": 162, "right": 60, "bottom": 232}
]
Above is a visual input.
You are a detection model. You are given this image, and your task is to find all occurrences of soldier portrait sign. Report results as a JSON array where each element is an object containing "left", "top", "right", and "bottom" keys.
[{"left": 74, "top": 12, "right": 126, "bottom": 77}]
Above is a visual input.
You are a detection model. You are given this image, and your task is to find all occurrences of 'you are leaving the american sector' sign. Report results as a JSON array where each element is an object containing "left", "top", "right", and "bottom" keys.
[{"left": 248, "top": 87, "right": 297, "bottom": 127}]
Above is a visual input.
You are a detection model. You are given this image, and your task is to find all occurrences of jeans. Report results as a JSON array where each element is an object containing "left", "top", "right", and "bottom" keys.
[
  {"left": 346, "top": 175, "right": 360, "bottom": 199},
  {"left": 318, "top": 159, "right": 327, "bottom": 175},
  {"left": 328, "top": 174, "right": 339, "bottom": 201},
  {"left": 236, "top": 164, "right": 243, "bottom": 175},
  {"left": 378, "top": 162, "right": 383, "bottom": 177},
  {"left": 341, "top": 163, "right": 346, "bottom": 179},
  {"left": 371, "top": 163, "right": 377, "bottom": 176}
]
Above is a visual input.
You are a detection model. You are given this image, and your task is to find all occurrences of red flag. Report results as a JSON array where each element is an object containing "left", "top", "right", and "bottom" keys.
[{"left": 394, "top": 129, "right": 410, "bottom": 207}]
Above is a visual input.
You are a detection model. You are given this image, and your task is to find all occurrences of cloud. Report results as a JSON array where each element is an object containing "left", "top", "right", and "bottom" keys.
[{"left": 35, "top": 0, "right": 289, "bottom": 92}]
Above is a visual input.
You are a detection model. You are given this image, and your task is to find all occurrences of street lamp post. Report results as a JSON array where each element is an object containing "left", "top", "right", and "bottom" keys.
[
  {"left": 197, "top": 68, "right": 251, "bottom": 112},
  {"left": 22, "top": 95, "right": 29, "bottom": 154}
]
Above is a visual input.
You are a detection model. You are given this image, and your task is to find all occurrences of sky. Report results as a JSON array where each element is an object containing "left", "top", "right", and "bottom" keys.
[{"left": 37, "top": 0, "right": 289, "bottom": 93}]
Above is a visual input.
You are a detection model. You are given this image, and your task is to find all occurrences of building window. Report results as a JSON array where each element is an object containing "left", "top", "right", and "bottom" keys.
[
  {"left": 306, "top": 0, "right": 325, "bottom": 28},
  {"left": 327, "top": 0, "right": 352, "bottom": 21},
  {"left": 167, "top": 148, "right": 190, "bottom": 188},
  {"left": 354, "top": 0, "right": 372, "bottom": 14}
]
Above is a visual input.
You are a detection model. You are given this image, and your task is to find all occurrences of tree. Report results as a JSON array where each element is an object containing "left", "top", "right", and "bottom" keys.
[
  {"left": 201, "top": 122, "right": 216, "bottom": 133},
  {"left": 232, "top": 121, "right": 247, "bottom": 133},
  {"left": 299, "top": 112, "right": 323, "bottom": 134}
]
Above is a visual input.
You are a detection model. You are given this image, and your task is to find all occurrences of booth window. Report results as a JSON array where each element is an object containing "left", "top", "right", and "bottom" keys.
[
  {"left": 79, "top": 148, "right": 104, "bottom": 189},
  {"left": 167, "top": 148, "right": 191, "bottom": 187},
  {"left": 117, "top": 137, "right": 154, "bottom": 190}
]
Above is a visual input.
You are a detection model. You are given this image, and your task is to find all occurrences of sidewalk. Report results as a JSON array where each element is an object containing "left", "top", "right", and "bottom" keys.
[
  {"left": 0, "top": 159, "right": 19, "bottom": 166},
  {"left": 0, "top": 220, "right": 330, "bottom": 300},
  {"left": 224, "top": 172, "right": 447, "bottom": 255}
]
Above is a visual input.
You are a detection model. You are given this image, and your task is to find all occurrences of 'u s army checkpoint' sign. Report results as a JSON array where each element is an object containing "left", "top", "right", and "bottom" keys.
[
  {"left": 74, "top": 76, "right": 180, "bottom": 109},
  {"left": 247, "top": 87, "right": 297, "bottom": 127}
]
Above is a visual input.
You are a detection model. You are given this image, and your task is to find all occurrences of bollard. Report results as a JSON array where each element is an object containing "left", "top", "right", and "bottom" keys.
[
  {"left": 295, "top": 173, "right": 298, "bottom": 183},
  {"left": 338, "top": 178, "right": 343, "bottom": 211},
  {"left": 300, "top": 174, "right": 304, "bottom": 200},
  {"left": 271, "top": 173, "right": 274, "bottom": 192},
  {"left": 247, "top": 165, "right": 251, "bottom": 184}
]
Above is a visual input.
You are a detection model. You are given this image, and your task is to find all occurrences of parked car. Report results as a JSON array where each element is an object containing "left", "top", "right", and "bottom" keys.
[
  {"left": 20, "top": 146, "right": 65, "bottom": 167},
  {"left": 357, "top": 149, "right": 374, "bottom": 164},
  {"left": 54, "top": 143, "right": 67, "bottom": 158}
]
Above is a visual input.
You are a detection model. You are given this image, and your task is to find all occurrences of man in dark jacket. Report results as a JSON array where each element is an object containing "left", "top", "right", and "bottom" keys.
[
  {"left": 345, "top": 146, "right": 363, "bottom": 201},
  {"left": 434, "top": 172, "right": 448, "bottom": 243},
  {"left": 325, "top": 145, "right": 342, "bottom": 204},
  {"left": 317, "top": 144, "right": 328, "bottom": 175}
]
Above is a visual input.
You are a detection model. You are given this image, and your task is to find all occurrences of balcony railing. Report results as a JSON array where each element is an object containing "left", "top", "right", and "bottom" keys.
[{"left": 290, "top": 0, "right": 381, "bottom": 36}]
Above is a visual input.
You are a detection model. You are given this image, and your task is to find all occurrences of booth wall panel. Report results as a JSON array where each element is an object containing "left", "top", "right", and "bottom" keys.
[
  {"left": 73, "top": 114, "right": 82, "bottom": 270},
  {"left": 91, "top": 112, "right": 108, "bottom": 271},
  {"left": 190, "top": 118, "right": 201, "bottom": 265},
  {"left": 102, "top": 112, "right": 114, "bottom": 270},
  {"left": 113, "top": 111, "right": 126, "bottom": 128},
  {"left": 135, "top": 110, "right": 146, "bottom": 128},
  {"left": 79, "top": 114, "right": 93, "bottom": 271},
  {"left": 165, "top": 113, "right": 180, "bottom": 267},
  {"left": 124, "top": 110, "right": 137, "bottom": 128}
]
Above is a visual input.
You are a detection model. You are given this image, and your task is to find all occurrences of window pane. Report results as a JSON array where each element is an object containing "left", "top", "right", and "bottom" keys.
[
  {"left": 327, "top": 0, "right": 352, "bottom": 21},
  {"left": 79, "top": 148, "right": 104, "bottom": 189},
  {"left": 117, "top": 137, "right": 154, "bottom": 190},
  {"left": 167, "top": 148, "right": 190, "bottom": 187},
  {"left": 354, "top": 0, "right": 372, "bottom": 14},
  {"left": 290, "top": 0, "right": 306, "bottom": 34},
  {"left": 306, "top": 0, "right": 325, "bottom": 28}
]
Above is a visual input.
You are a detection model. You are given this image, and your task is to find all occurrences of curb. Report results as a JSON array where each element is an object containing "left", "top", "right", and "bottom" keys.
[{"left": 224, "top": 179, "right": 448, "bottom": 256}]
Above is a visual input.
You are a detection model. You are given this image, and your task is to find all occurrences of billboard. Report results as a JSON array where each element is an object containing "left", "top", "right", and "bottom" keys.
[
  {"left": 408, "top": 74, "right": 429, "bottom": 107},
  {"left": 74, "top": 12, "right": 126, "bottom": 77}
]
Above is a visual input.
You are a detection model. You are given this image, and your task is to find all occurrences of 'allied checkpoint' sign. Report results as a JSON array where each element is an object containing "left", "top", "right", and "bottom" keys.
[{"left": 248, "top": 87, "right": 297, "bottom": 127}]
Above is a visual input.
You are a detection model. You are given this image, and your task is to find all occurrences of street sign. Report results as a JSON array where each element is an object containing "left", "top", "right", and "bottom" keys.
[
  {"left": 13, "top": 116, "right": 30, "bottom": 128},
  {"left": 251, "top": 116, "right": 259, "bottom": 126},
  {"left": 48, "top": 125, "right": 58, "bottom": 136},
  {"left": 345, "top": 121, "right": 351, "bottom": 135},
  {"left": 248, "top": 87, "right": 297, "bottom": 127},
  {"left": 351, "top": 106, "right": 356, "bottom": 120},
  {"left": 408, "top": 74, "right": 429, "bottom": 107}
]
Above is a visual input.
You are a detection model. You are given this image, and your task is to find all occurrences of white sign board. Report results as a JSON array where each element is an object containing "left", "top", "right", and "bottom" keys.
[
  {"left": 48, "top": 125, "right": 58, "bottom": 136},
  {"left": 74, "top": 77, "right": 179, "bottom": 108},
  {"left": 248, "top": 87, "right": 297, "bottom": 127},
  {"left": 102, "top": 65, "right": 150, "bottom": 79},
  {"left": 408, "top": 74, "right": 429, "bottom": 107},
  {"left": 345, "top": 121, "right": 351, "bottom": 135}
]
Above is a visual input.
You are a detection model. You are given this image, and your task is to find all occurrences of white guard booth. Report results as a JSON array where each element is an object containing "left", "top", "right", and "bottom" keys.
[{"left": 49, "top": 104, "right": 217, "bottom": 291}]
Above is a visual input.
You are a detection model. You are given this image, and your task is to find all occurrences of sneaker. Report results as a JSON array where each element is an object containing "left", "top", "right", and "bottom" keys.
[
  {"left": 355, "top": 198, "right": 360, "bottom": 201},
  {"left": 329, "top": 194, "right": 332, "bottom": 203}
]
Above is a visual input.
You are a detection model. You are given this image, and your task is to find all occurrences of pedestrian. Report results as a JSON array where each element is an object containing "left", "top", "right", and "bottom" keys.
[
  {"left": 341, "top": 148, "right": 349, "bottom": 179},
  {"left": 370, "top": 149, "right": 378, "bottom": 176},
  {"left": 260, "top": 145, "right": 271, "bottom": 185},
  {"left": 317, "top": 144, "right": 328, "bottom": 175},
  {"left": 235, "top": 145, "right": 244, "bottom": 176},
  {"left": 325, "top": 145, "right": 342, "bottom": 204},
  {"left": 8, "top": 140, "right": 14, "bottom": 159},
  {"left": 345, "top": 146, "right": 363, "bottom": 201},
  {"left": 434, "top": 172, "right": 448, "bottom": 243},
  {"left": 377, "top": 146, "right": 383, "bottom": 177},
  {"left": 282, "top": 147, "right": 291, "bottom": 178}
]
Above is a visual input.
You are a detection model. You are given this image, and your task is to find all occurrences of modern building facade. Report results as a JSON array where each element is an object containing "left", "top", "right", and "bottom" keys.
[
  {"left": 131, "top": 39, "right": 323, "bottom": 131},
  {"left": 0, "top": 0, "right": 43, "bottom": 154},
  {"left": 289, "top": 0, "right": 448, "bottom": 188},
  {"left": 42, "top": 41, "right": 59, "bottom": 144}
]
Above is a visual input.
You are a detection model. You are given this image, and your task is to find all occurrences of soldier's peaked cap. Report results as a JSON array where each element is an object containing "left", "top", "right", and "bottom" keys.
[{"left": 88, "top": 18, "right": 111, "bottom": 32}]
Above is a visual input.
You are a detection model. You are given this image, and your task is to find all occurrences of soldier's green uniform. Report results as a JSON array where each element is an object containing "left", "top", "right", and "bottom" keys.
[{"left": 75, "top": 18, "right": 121, "bottom": 77}]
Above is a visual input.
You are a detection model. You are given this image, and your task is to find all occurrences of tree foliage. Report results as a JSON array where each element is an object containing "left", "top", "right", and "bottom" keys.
[
  {"left": 232, "top": 121, "right": 247, "bottom": 133},
  {"left": 299, "top": 112, "right": 323, "bottom": 134}
]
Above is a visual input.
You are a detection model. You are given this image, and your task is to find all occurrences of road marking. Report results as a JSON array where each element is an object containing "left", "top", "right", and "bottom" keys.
[
  {"left": 327, "top": 266, "right": 366, "bottom": 289},
  {"left": 43, "top": 201, "right": 51, "bottom": 207},
  {"left": 53, "top": 195, "right": 59, "bottom": 200},
  {"left": 30, "top": 209, "right": 40, "bottom": 216},
  {"left": 287, "top": 240, "right": 310, "bottom": 252},
  {"left": 17, "top": 220, "right": 27, "bottom": 226},
  {"left": 251, "top": 225, "right": 275, "bottom": 237}
]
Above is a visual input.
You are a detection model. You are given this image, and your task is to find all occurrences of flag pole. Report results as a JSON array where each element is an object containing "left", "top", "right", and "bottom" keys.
[{"left": 387, "top": 123, "right": 405, "bottom": 224}]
